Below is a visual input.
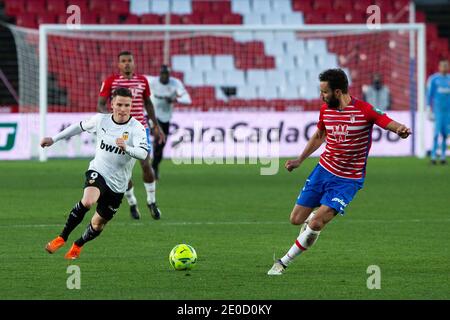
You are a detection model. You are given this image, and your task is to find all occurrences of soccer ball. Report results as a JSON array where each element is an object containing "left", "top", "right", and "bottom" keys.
[{"left": 169, "top": 244, "right": 197, "bottom": 271}]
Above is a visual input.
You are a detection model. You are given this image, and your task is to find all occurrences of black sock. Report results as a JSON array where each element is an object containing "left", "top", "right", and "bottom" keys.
[
  {"left": 60, "top": 201, "right": 89, "bottom": 241},
  {"left": 74, "top": 223, "right": 101, "bottom": 247}
]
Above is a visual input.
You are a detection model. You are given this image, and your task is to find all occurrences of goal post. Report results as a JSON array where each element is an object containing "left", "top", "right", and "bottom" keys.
[{"left": 9, "top": 23, "right": 427, "bottom": 161}]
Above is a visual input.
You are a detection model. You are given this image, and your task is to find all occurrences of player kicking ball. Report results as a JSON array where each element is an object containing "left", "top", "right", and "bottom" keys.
[
  {"left": 41, "top": 88, "right": 149, "bottom": 259},
  {"left": 268, "top": 69, "right": 411, "bottom": 275}
]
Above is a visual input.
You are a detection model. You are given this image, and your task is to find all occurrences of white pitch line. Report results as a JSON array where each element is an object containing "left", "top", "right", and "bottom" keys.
[{"left": 1, "top": 218, "right": 450, "bottom": 229}]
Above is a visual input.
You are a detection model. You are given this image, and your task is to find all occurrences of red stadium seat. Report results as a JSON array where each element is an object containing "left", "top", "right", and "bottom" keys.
[
  {"left": 167, "top": 14, "right": 182, "bottom": 24},
  {"left": 415, "top": 11, "right": 426, "bottom": 22},
  {"left": 292, "top": 0, "right": 313, "bottom": 13},
  {"left": 372, "top": 0, "right": 393, "bottom": 12},
  {"left": 80, "top": 13, "right": 99, "bottom": 24},
  {"left": 353, "top": 0, "right": 372, "bottom": 12},
  {"left": 15, "top": 13, "right": 38, "bottom": 28},
  {"left": 98, "top": 14, "right": 121, "bottom": 24},
  {"left": 4, "top": 0, "right": 26, "bottom": 16},
  {"left": 325, "top": 13, "right": 346, "bottom": 24},
  {"left": 313, "top": 0, "right": 333, "bottom": 11},
  {"left": 344, "top": 12, "right": 365, "bottom": 24},
  {"left": 26, "top": 0, "right": 46, "bottom": 14},
  {"left": 110, "top": 0, "right": 130, "bottom": 15},
  {"left": 179, "top": 14, "right": 202, "bottom": 24},
  {"left": 89, "top": 0, "right": 109, "bottom": 12},
  {"left": 222, "top": 14, "right": 242, "bottom": 24},
  {"left": 192, "top": 0, "right": 212, "bottom": 13},
  {"left": 47, "top": 0, "right": 67, "bottom": 13},
  {"left": 202, "top": 14, "right": 222, "bottom": 24},
  {"left": 334, "top": 0, "right": 353, "bottom": 11},
  {"left": 37, "top": 13, "right": 57, "bottom": 25},
  {"left": 123, "top": 14, "right": 140, "bottom": 24},
  {"left": 211, "top": 1, "right": 231, "bottom": 13},
  {"left": 140, "top": 14, "right": 162, "bottom": 24}
]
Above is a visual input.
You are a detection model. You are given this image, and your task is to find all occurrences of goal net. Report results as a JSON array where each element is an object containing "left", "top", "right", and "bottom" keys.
[{"left": 6, "top": 23, "right": 426, "bottom": 160}]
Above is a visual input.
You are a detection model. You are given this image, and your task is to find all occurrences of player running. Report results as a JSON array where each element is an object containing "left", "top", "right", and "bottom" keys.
[
  {"left": 42, "top": 88, "right": 148, "bottom": 259},
  {"left": 147, "top": 64, "right": 192, "bottom": 180},
  {"left": 98, "top": 51, "right": 165, "bottom": 220},
  {"left": 268, "top": 69, "right": 411, "bottom": 275}
]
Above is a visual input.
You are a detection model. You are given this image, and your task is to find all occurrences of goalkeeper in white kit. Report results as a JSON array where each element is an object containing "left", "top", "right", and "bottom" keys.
[{"left": 147, "top": 65, "right": 192, "bottom": 180}]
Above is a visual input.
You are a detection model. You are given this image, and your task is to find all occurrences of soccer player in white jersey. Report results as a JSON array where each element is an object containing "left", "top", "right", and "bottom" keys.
[
  {"left": 42, "top": 88, "right": 148, "bottom": 259},
  {"left": 268, "top": 69, "right": 412, "bottom": 275},
  {"left": 147, "top": 65, "right": 192, "bottom": 179},
  {"left": 98, "top": 51, "right": 165, "bottom": 220}
]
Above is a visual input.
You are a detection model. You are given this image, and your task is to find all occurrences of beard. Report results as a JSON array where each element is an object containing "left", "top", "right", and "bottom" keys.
[{"left": 326, "top": 95, "right": 340, "bottom": 109}]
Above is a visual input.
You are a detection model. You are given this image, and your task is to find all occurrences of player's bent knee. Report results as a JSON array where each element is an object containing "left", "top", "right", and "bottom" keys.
[
  {"left": 91, "top": 215, "right": 107, "bottom": 231},
  {"left": 308, "top": 217, "right": 324, "bottom": 231},
  {"left": 289, "top": 214, "right": 303, "bottom": 225},
  {"left": 81, "top": 198, "right": 96, "bottom": 209}
]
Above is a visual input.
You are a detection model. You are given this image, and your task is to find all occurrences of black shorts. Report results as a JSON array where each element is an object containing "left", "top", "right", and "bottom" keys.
[{"left": 84, "top": 170, "right": 124, "bottom": 221}]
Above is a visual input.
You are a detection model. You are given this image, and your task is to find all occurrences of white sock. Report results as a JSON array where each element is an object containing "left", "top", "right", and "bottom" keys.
[
  {"left": 280, "top": 225, "right": 321, "bottom": 266},
  {"left": 144, "top": 182, "right": 156, "bottom": 204},
  {"left": 124, "top": 187, "right": 137, "bottom": 206}
]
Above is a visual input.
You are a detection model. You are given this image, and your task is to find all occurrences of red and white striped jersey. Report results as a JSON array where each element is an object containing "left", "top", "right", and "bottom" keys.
[
  {"left": 317, "top": 97, "right": 393, "bottom": 180},
  {"left": 99, "top": 74, "right": 150, "bottom": 127}
]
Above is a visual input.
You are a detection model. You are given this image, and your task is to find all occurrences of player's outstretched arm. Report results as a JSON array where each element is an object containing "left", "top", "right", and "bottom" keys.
[
  {"left": 285, "top": 128, "right": 326, "bottom": 172},
  {"left": 385, "top": 120, "right": 412, "bottom": 139},
  {"left": 39, "top": 122, "right": 84, "bottom": 149}
]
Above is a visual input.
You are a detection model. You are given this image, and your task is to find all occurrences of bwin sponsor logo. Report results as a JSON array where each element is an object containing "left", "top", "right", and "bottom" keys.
[
  {"left": 332, "top": 197, "right": 347, "bottom": 208},
  {"left": 100, "top": 140, "right": 125, "bottom": 155}
]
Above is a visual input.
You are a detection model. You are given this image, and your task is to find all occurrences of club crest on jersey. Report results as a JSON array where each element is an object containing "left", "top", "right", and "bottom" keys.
[
  {"left": 350, "top": 114, "right": 356, "bottom": 123},
  {"left": 332, "top": 124, "right": 348, "bottom": 142},
  {"left": 122, "top": 131, "right": 129, "bottom": 141}
]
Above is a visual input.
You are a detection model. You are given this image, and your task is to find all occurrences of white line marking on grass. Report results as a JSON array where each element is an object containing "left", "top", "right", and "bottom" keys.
[{"left": 2, "top": 218, "right": 450, "bottom": 229}]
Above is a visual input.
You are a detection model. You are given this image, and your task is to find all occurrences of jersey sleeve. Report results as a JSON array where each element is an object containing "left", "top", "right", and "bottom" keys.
[
  {"left": 317, "top": 105, "right": 326, "bottom": 131},
  {"left": 99, "top": 76, "right": 113, "bottom": 98},
  {"left": 132, "top": 123, "right": 149, "bottom": 151},
  {"left": 426, "top": 75, "right": 436, "bottom": 108},
  {"left": 175, "top": 79, "right": 192, "bottom": 104},
  {"left": 361, "top": 102, "right": 393, "bottom": 129},
  {"left": 80, "top": 114, "right": 102, "bottom": 133}
]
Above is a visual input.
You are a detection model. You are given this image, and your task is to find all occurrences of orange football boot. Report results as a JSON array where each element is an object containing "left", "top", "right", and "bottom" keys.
[
  {"left": 64, "top": 243, "right": 82, "bottom": 260},
  {"left": 45, "top": 236, "right": 65, "bottom": 254}
]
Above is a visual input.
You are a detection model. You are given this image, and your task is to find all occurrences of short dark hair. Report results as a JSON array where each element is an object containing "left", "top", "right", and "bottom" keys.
[
  {"left": 160, "top": 64, "right": 170, "bottom": 74},
  {"left": 118, "top": 51, "right": 133, "bottom": 59},
  {"left": 319, "top": 68, "right": 349, "bottom": 93},
  {"left": 112, "top": 87, "right": 132, "bottom": 98}
]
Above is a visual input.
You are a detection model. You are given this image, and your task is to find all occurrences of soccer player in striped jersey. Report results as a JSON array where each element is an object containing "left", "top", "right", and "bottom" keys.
[
  {"left": 98, "top": 51, "right": 165, "bottom": 220},
  {"left": 268, "top": 69, "right": 411, "bottom": 275},
  {"left": 42, "top": 88, "right": 148, "bottom": 259}
]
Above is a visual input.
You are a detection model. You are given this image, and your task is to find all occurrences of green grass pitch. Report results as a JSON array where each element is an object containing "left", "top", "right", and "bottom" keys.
[{"left": 0, "top": 157, "right": 449, "bottom": 300}]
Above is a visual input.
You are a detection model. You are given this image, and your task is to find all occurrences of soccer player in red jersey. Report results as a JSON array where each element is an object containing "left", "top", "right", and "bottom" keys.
[
  {"left": 268, "top": 69, "right": 411, "bottom": 275},
  {"left": 98, "top": 51, "right": 165, "bottom": 220}
]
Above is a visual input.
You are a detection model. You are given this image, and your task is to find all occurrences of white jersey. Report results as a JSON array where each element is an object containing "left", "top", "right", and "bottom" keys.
[
  {"left": 81, "top": 114, "right": 148, "bottom": 193},
  {"left": 147, "top": 76, "right": 192, "bottom": 122}
]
